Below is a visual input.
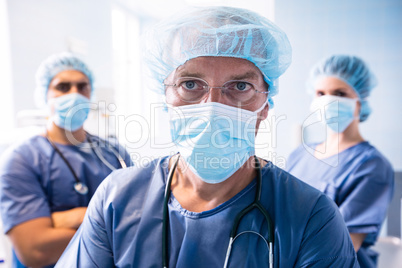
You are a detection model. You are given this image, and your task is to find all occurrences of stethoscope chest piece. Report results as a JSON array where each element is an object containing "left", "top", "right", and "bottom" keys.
[
  {"left": 74, "top": 182, "right": 89, "bottom": 195},
  {"left": 46, "top": 132, "right": 127, "bottom": 196}
]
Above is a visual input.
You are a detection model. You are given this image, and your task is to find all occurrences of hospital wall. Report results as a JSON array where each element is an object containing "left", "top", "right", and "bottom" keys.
[
  {"left": 274, "top": 0, "right": 402, "bottom": 171},
  {"left": 0, "top": 0, "right": 117, "bottom": 155},
  {"left": 6, "top": 0, "right": 114, "bottom": 114},
  {"left": 3, "top": 0, "right": 400, "bottom": 172},
  {"left": 0, "top": 0, "right": 276, "bottom": 161},
  {"left": 0, "top": 0, "right": 115, "bottom": 265}
]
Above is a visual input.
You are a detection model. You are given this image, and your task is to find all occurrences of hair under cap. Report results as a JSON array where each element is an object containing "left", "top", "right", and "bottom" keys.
[
  {"left": 34, "top": 52, "right": 94, "bottom": 107},
  {"left": 144, "top": 6, "right": 292, "bottom": 107}
]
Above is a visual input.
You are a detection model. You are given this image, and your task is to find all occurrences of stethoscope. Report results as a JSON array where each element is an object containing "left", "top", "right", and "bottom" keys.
[
  {"left": 162, "top": 155, "right": 274, "bottom": 268},
  {"left": 46, "top": 133, "right": 127, "bottom": 195}
]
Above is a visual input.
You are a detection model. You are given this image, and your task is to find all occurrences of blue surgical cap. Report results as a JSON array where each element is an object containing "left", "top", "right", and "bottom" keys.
[
  {"left": 34, "top": 52, "right": 94, "bottom": 107},
  {"left": 144, "top": 6, "right": 292, "bottom": 108},
  {"left": 308, "top": 55, "right": 377, "bottom": 122}
]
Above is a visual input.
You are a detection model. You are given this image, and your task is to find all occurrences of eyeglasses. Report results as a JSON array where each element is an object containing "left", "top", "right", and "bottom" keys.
[{"left": 164, "top": 77, "right": 268, "bottom": 107}]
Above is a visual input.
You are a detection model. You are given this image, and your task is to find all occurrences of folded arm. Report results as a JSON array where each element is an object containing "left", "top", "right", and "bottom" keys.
[
  {"left": 7, "top": 207, "right": 86, "bottom": 267},
  {"left": 350, "top": 233, "right": 367, "bottom": 252}
]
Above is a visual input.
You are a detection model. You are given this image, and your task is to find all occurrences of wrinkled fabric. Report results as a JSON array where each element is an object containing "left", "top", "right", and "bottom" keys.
[
  {"left": 49, "top": 93, "right": 91, "bottom": 131},
  {"left": 168, "top": 102, "right": 263, "bottom": 183},
  {"left": 56, "top": 156, "right": 358, "bottom": 267},
  {"left": 310, "top": 95, "right": 358, "bottom": 133},
  {"left": 144, "top": 6, "right": 292, "bottom": 108},
  {"left": 287, "top": 141, "right": 394, "bottom": 267},
  {"left": 34, "top": 52, "right": 94, "bottom": 108},
  {"left": 0, "top": 134, "right": 133, "bottom": 268}
]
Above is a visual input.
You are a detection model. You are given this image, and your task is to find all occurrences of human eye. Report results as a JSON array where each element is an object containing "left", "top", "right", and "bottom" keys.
[
  {"left": 78, "top": 82, "right": 90, "bottom": 93},
  {"left": 226, "top": 81, "right": 254, "bottom": 91},
  {"left": 178, "top": 78, "right": 204, "bottom": 91},
  {"left": 333, "top": 90, "right": 347, "bottom": 97},
  {"left": 55, "top": 83, "right": 71, "bottom": 92},
  {"left": 315, "top": 90, "right": 324, "bottom": 97}
]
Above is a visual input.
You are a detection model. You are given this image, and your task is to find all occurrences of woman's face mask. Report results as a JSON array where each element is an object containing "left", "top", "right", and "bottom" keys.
[{"left": 310, "top": 95, "right": 358, "bottom": 133}]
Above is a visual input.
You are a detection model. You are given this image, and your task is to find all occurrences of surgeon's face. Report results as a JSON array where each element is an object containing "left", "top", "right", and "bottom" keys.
[
  {"left": 47, "top": 70, "right": 91, "bottom": 100},
  {"left": 313, "top": 76, "right": 360, "bottom": 117},
  {"left": 165, "top": 56, "right": 269, "bottom": 129}
]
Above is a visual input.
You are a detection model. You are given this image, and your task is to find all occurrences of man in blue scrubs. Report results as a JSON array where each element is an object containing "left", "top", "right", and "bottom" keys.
[
  {"left": 0, "top": 53, "right": 132, "bottom": 267},
  {"left": 56, "top": 6, "right": 358, "bottom": 267}
]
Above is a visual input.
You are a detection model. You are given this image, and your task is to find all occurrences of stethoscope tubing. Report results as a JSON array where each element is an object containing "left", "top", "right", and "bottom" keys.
[
  {"left": 162, "top": 155, "right": 274, "bottom": 268},
  {"left": 46, "top": 133, "right": 127, "bottom": 195},
  {"left": 87, "top": 134, "right": 127, "bottom": 169},
  {"left": 46, "top": 134, "right": 81, "bottom": 184},
  {"left": 224, "top": 156, "right": 274, "bottom": 268},
  {"left": 162, "top": 155, "right": 180, "bottom": 268}
]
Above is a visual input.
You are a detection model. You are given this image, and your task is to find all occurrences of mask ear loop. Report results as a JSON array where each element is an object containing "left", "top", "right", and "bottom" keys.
[
  {"left": 355, "top": 97, "right": 365, "bottom": 122},
  {"left": 253, "top": 99, "right": 269, "bottom": 114}
]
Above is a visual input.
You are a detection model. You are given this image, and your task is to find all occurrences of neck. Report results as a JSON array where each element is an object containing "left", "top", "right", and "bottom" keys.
[
  {"left": 170, "top": 155, "right": 260, "bottom": 212},
  {"left": 315, "top": 120, "right": 364, "bottom": 159},
  {"left": 45, "top": 121, "right": 86, "bottom": 145}
]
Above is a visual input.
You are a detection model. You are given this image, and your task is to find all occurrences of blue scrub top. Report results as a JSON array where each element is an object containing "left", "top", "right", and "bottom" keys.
[
  {"left": 286, "top": 141, "right": 394, "bottom": 268},
  {"left": 56, "top": 156, "right": 358, "bottom": 268},
  {"left": 0, "top": 134, "right": 133, "bottom": 268}
]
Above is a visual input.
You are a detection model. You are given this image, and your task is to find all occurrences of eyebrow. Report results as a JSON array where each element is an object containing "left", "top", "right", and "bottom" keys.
[
  {"left": 229, "top": 71, "right": 260, "bottom": 81},
  {"left": 176, "top": 71, "right": 260, "bottom": 81},
  {"left": 177, "top": 71, "right": 206, "bottom": 79},
  {"left": 333, "top": 88, "right": 348, "bottom": 92},
  {"left": 53, "top": 81, "right": 89, "bottom": 86},
  {"left": 55, "top": 81, "right": 89, "bottom": 84},
  {"left": 316, "top": 88, "right": 349, "bottom": 92}
]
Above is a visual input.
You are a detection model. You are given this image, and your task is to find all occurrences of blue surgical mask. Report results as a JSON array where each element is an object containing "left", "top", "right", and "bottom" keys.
[
  {"left": 310, "top": 95, "right": 358, "bottom": 133},
  {"left": 168, "top": 101, "right": 267, "bottom": 184},
  {"left": 49, "top": 93, "right": 91, "bottom": 132}
]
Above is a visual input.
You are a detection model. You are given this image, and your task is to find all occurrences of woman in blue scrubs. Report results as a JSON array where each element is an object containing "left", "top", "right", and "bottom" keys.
[
  {"left": 0, "top": 53, "right": 132, "bottom": 268},
  {"left": 286, "top": 55, "right": 394, "bottom": 268},
  {"left": 56, "top": 7, "right": 359, "bottom": 268}
]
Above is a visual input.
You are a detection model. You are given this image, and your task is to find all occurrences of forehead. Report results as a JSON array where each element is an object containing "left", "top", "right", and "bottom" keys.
[
  {"left": 172, "top": 56, "right": 264, "bottom": 81},
  {"left": 50, "top": 70, "right": 89, "bottom": 84},
  {"left": 314, "top": 76, "right": 355, "bottom": 92}
]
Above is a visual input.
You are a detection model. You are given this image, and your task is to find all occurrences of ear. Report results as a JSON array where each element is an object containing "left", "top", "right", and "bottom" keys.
[
  {"left": 255, "top": 103, "right": 269, "bottom": 134},
  {"left": 259, "top": 102, "right": 269, "bottom": 120},
  {"left": 355, "top": 100, "right": 361, "bottom": 118}
]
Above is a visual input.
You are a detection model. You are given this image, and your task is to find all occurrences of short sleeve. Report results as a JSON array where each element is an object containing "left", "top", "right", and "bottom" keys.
[
  {"left": 55, "top": 175, "right": 114, "bottom": 268},
  {"left": 295, "top": 195, "right": 359, "bottom": 267},
  {"left": 0, "top": 144, "right": 51, "bottom": 233},
  {"left": 338, "top": 156, "right": 394, "bottom": 235}
]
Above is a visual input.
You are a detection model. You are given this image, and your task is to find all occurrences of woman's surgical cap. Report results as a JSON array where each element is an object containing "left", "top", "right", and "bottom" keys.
[
  {"left": 34, "top": 52, "right": 94, "bottom": 107},
  {"left": 308, "top": 55, "right": 377, "bottom": 122},
  {"left": 144, "top": 6, "right": 292, "bottom": 108}
]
